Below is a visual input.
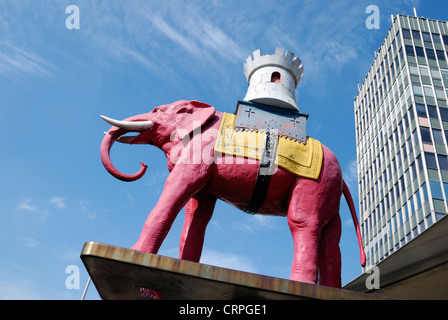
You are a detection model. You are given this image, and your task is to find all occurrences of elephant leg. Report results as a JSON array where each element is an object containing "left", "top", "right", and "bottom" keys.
[
  {"left": 287, "top": 180, "right": 322, "bottom": 285},
  {"left": 318, "top": 214, "right": 342, "bottom": 288},
  {"left": 179, "top": 192, "right": 217, "bottom": 262},
  {"left": 131, "top": 165, "right": 211, "bottom": 254}
]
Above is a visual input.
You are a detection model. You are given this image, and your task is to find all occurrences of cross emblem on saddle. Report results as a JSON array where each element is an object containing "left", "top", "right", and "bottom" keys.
[{"left": 214, "top": 101, "right": 322, "bottom": 213}]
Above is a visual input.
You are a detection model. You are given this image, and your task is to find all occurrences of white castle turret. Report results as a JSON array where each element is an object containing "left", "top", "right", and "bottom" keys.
[{"left": 243, "top": 47, "right": 303, "bottom": 111}]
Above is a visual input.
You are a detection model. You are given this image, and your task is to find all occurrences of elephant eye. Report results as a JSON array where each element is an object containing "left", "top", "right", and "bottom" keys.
[{"left": 156, "top": 108, "right": 163, "bottom": 113}]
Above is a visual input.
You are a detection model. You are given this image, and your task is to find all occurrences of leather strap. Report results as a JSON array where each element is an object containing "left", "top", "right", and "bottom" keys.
[{"left": 245, "top": 130, "right": 279, "bottom": 214}]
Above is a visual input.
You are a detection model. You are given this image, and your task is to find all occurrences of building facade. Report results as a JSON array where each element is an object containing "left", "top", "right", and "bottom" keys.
[{"left": 354, "top": 14, "right": 448, "bottom": 269}]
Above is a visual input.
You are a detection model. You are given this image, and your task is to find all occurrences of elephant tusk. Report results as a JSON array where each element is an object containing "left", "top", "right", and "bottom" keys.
[
  {"left": 116, "top": 135, "right": 142, "bottom": 144},
  {"left": 101, "top": 115, "right": 153, "bottom": 131},
  {"left": 103, "top": 129, "right": 145, "bottom": 144}
]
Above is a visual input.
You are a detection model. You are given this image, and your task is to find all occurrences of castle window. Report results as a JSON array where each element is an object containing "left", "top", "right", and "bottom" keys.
[{"left": 271, "top": 72, "right": 282, "bottom": 84}]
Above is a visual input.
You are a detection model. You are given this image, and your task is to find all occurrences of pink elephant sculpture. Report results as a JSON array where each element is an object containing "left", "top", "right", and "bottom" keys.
[{"left": 100, "top": 100, "right": 366, "bottom": 288}]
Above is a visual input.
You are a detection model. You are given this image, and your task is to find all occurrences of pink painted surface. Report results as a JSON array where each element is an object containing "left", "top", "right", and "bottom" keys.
[{"left": 100, "top": 100, "right": 366, "bottom": 288}]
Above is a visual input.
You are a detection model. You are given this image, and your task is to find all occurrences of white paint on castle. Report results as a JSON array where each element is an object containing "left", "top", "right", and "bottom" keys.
[{"left": 243, "top": 47, "right": 303, "bottom": 111}]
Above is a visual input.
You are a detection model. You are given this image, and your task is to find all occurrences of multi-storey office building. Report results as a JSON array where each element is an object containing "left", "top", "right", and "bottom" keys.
[{"left": 354, "top": 14, "right": 448, "bottom": 269}]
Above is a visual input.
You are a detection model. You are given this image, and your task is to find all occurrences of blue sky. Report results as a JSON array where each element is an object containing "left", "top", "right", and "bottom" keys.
[{"left": 1, "top": 0, "right": 447, "bottom": 299}]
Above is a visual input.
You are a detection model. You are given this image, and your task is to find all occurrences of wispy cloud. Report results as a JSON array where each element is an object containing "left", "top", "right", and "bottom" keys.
[
  {"left": 232, "top": 215, "right": 280, "bottom": 234},
  {"left": 56, "top": 245, "right": 82, "bottom": 261},
  {"left": 0, "top": 279, "right": 43, "bottom": 300},
  {"left": 200, "top": 249, "right": 258, "bottom": 273},
  {"left": 16, "top": 198, "right": 50, "bottom": 221},
  {"left": 182, "top": 9, "right": 246, "bottom": 61},
  {"left": 80, "top": 200, "right": 96, "bottom": 219},
  {"left": 144, "top": 6, "right": 246, "bottom": 63},
  {"left": 144, "top": 169, "right": 169, "bottom": 196},
  {"left": 149, "top": 15, "right": 198, "bottom": 56},
  {"left": 0, "top": 41, "right": 55, "bottom": 78},
  {"left": 157, "top": 246, "right": 258, "bottom": 275},
  {"left": 344, "top": 218, "right": 353, "bottom": 227},
  {"left": 91, "top": 34, "right": 162, "bottom": 74},
  {"left": 343, "top": 159, "right": 359, "bottom": 189},
  {"left": 50, "top": 196, "right": 66, "bottom": 209},
  {"left": 80, "top": 1, "right": 247, "bottom": 74},
  {"left": 17, "top": 199, "right": 38, "bottom": 211},
  {"left": 124, "top": 190, "right": 135, "bottom": 206},
  {"left": 19, "top": 236, "right": 41, "bottom": 249}
]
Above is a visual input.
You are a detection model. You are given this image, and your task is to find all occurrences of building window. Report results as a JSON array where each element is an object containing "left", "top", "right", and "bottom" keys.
[
  {"left": 417, "top": 154, "right": 423, "bottom": 172},
  {"left": 436, "top": 50, "right": 446, "bottom": 61},
  {"left": 421, "top": 128, "right": 432, "bottom": 143},
  {"left": 441, "top": 69, "right": 448, "bottom": 81},
  {"left": 422, "top": 182, "right": 429, "bottom": 202},
  {"left": 433, "top": 129, "right": 444, "bottom": 144},
  {"left": 413, "top": 226, "right": 419, "bottom": 237},
  {"left": 405, "top": 169, "right": 411, "bottom": 187},
  {"left": 397, "top": 209, "right": 403, "bottom": 226},
  {"left": 428, "top": 105, "right": 438, "bottom": 118},
  {"left": 410, "top": 65, "right": 419, "bottom": 74},
  {"left": 405, "top": 45, "right": 415, "bottom": 56},
  {"left": 408, "top": 198, "right": 414, "bottom": 216},
  {"left": 415, "top": 46, "right": 425, "bottom": 57},
  {"left": 409, "top": 106, "right": 416, "bottom": 123},
  {"left": 435, "top": 87, "right": 445, "bottom": 99},
  {"left": 426, "top": 48, "right": 436, "bottom": 60},
  {"left": 422, "top": 32, "right": 432, "bottom": 42},
  {"left": 424, "top": 86, "right": 434, "bottom": 97},
  {"left": 435, "top": 212, "right": 446, "bottom": 221},
  {"left": 425, "top": 152, "right": 438, "bottom": 169},
  {"left": 420, "top": 65, "right": 430, "bottom": 76},
  {"left": 419, "top": 220, "right": 426, "bottom": 232},
  {"left": 431, "top": 68, "right": 441, "bottom": 79},
  {"left": 427, "top": 214, "right": 434, "bottom": 227},
  {"left": 438, "top": 155, "right": 448, "bottom": 170},
  {"left": 432, "top": 33, "right": 442, "bottom": 43},
  {"left": 412, "top": 130, "right": 419, "bottom": 150},
  {"left": 442, "top": 35, "right": 448, "bottom": 45},
  {"left": 416, "top": 189, "right": 422, "bottom": 209},
  {"left": 402, "top": 28, "right": 412, "bottom": 39},
  {"left": 413, "top": 84, "right": 423, "bottom": 96},
  {"left": 430, "top": 180, "right": 444, "bottom": 199},
  {"left": 412, "top": 30, "right": 421, "bottom": 39},
  {"left": 270, "top": 72, "right": 281, "bottom": 84},
  {"left": 440, "top": 108, "right": 448, "bottom": 121},
  {"left": 411, "top": 161, "right": 417, "bottom": 180},
  {"left": 416, "top": 103, "right": 427, "bottom": 117}
]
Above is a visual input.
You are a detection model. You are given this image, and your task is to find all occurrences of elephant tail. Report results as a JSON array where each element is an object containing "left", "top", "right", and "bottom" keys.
[{"left": 342, "top": 180, "right": 366, "bottom": 267}]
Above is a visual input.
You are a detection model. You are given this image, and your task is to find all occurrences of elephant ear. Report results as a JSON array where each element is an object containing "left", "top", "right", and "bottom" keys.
[{"left": 175, "top": 100, "right": 216, "bottom": 140}]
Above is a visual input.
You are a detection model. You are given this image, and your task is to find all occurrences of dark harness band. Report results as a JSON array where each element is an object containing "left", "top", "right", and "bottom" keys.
[{"left": 244, "top": 130, "right": 279, "bottom": 214}]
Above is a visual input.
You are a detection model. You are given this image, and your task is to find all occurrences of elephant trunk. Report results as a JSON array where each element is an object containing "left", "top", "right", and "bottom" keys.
[{"left": 100, "top": 115, "right": 152, "bottom": 182}]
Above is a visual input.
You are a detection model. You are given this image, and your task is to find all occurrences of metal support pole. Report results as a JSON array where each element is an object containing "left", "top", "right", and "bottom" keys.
[{"left": 81, "top": 276, "right": 91, "bottom": 300}]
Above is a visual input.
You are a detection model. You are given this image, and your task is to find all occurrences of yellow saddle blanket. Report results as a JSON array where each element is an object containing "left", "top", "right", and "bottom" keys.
[{"left": 214, "top": 113, "right": 323, "bottom": 179}]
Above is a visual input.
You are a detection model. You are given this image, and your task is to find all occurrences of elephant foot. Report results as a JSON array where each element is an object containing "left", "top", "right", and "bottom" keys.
[
  {"left": 130, "top": 244, "right": 142, "bottom": 252},
  {"left": 290, "top": 274, "right": 317, "bottom": 286},
  {"left": 130, "top": 242, "right": 154, "bottom": 254}
]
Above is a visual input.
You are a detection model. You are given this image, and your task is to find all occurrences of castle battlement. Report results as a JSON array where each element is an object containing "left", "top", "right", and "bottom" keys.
[
  {"left": 243, "top": 48, "right": 303, "bottom": 111},
  {"left": 243, "top": 47, "right": 303, "bottom": 86}
]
